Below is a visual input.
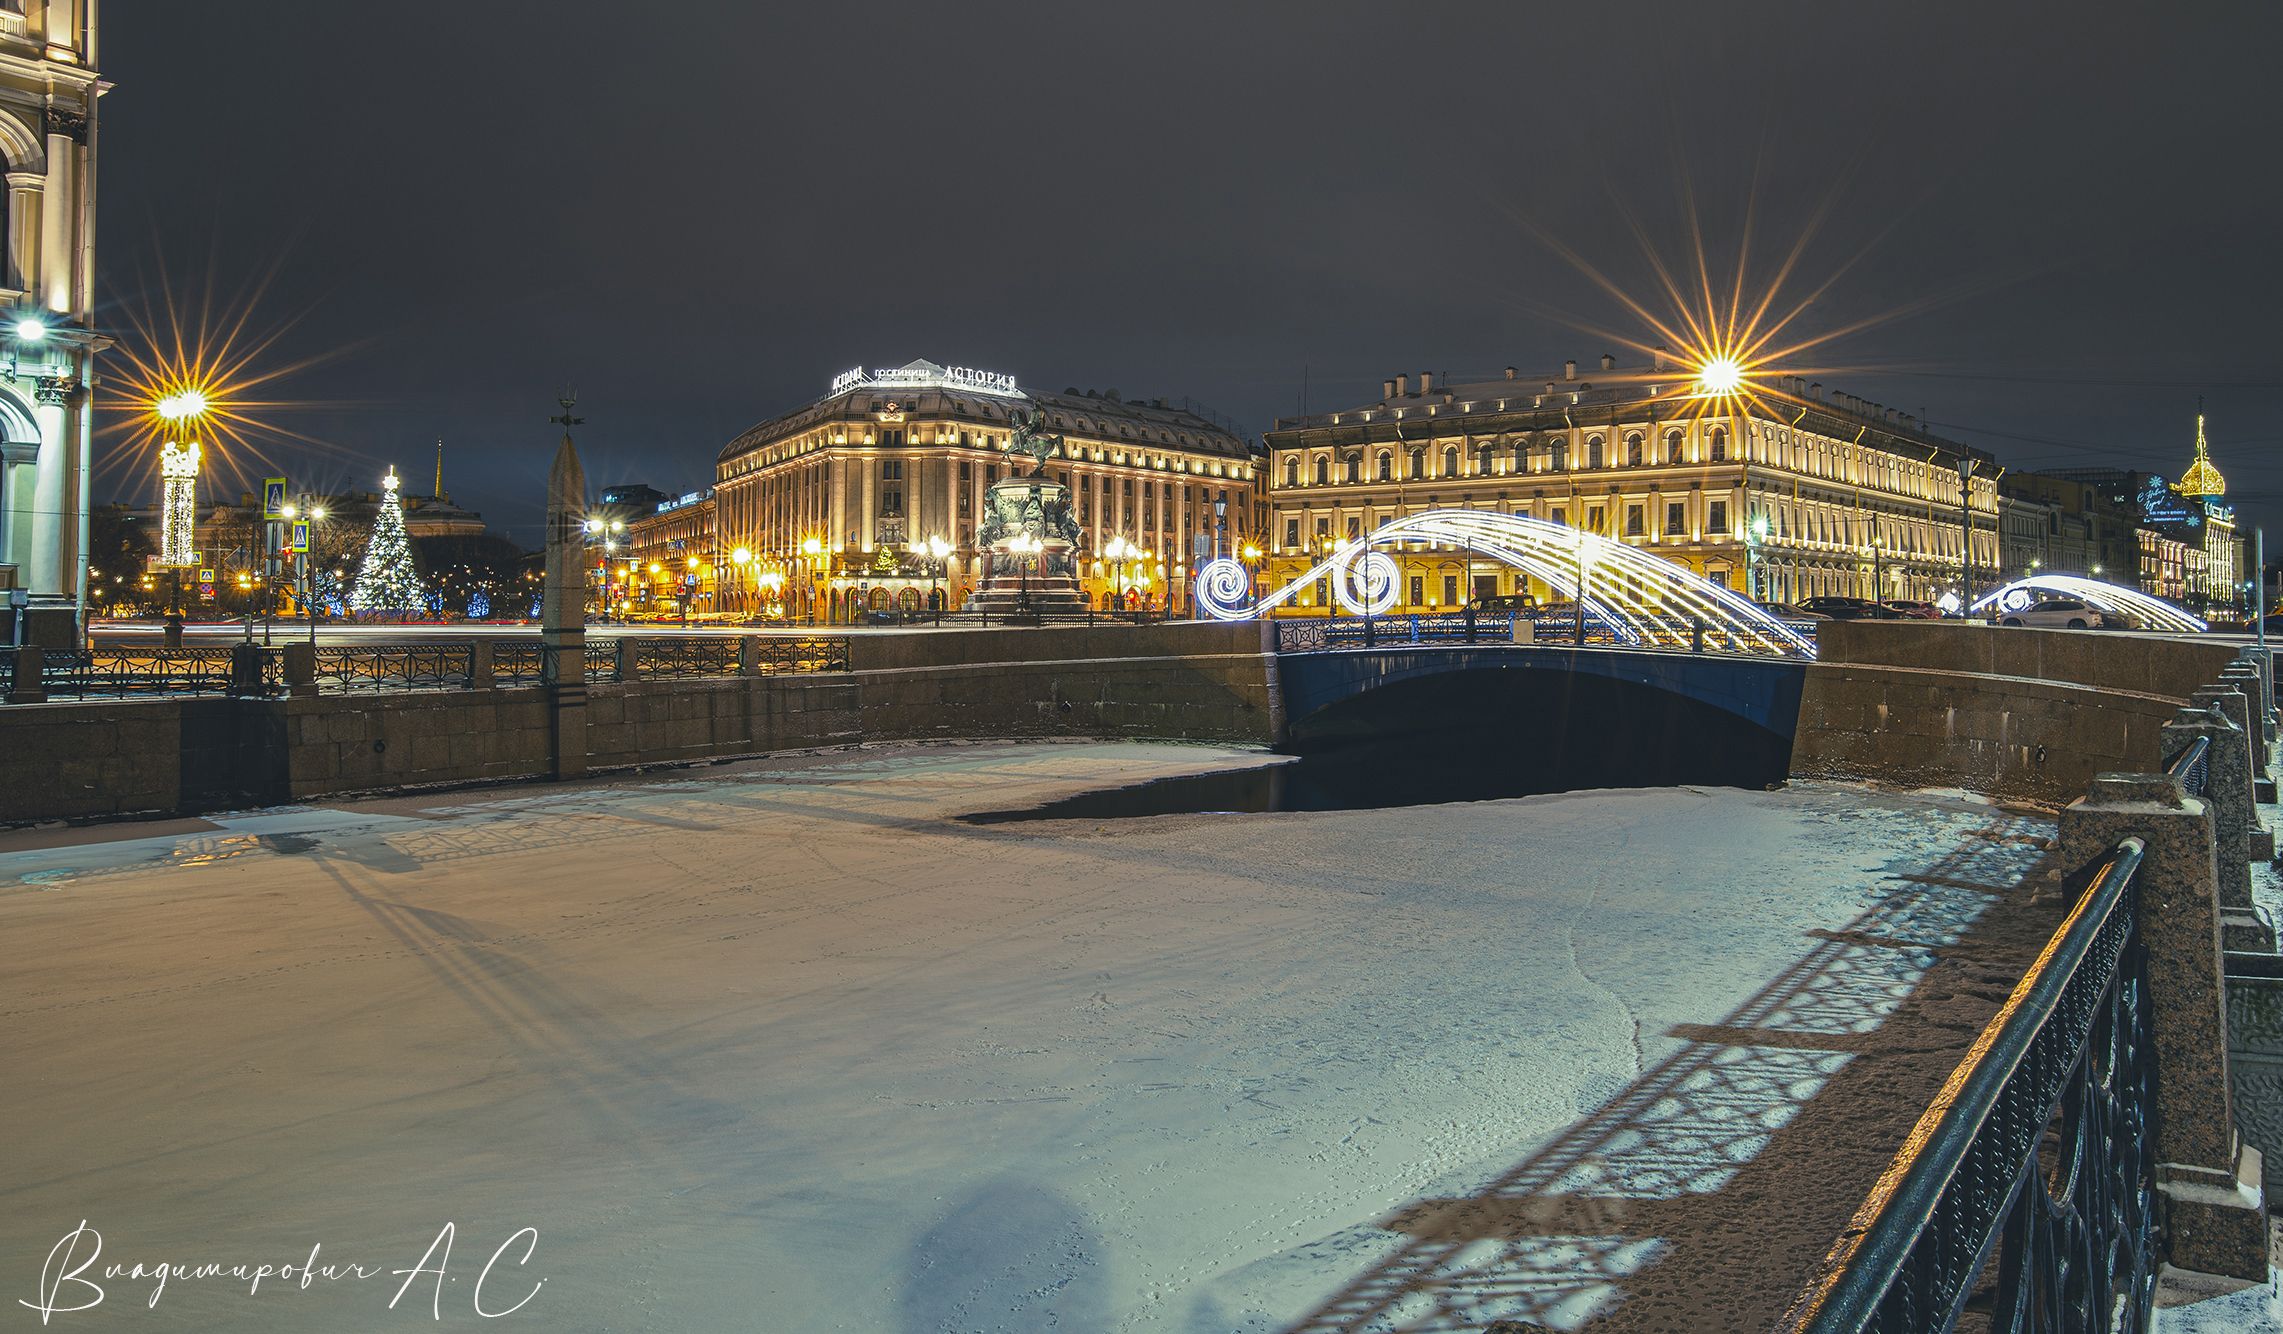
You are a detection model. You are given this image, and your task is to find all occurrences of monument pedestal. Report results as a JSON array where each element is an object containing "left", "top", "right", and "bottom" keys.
[{"left": 962, "top": 469, "right": 1089, "bottom": 616}]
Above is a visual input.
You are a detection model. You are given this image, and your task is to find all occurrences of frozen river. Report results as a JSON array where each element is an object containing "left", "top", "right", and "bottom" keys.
[{"left": 0, "top": 741, "right": 2061, "bottom": 1332}]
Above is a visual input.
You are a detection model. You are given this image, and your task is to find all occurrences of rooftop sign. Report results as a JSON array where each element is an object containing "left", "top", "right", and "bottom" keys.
[{"left": 831, "top": 361, "right": 1021, "bottom": 398}]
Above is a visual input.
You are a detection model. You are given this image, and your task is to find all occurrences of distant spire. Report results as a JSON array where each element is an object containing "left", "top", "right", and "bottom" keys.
[
  {"left": 434, "top": 438, "right": 446, "bottom": 503},
  {"left": 2178, "top": 404, "right": 2226, "bottom": 498}
]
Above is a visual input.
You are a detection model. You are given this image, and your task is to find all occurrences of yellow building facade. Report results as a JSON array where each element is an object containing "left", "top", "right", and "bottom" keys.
[
  {"left": 1261, "top": 360, "right": 1999, "bottom": 613},
  {"left": 712, "top": 361, "right": 1261, "bottom": 620}
]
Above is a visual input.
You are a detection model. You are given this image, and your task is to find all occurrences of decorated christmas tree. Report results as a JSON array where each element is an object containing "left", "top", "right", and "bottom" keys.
[{"left": 349, "top": 466, "right": 425, "bottom": 612}]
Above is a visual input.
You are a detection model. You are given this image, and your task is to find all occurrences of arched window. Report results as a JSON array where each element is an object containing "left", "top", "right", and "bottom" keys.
[
  {"left": 1665, "top": 428, "right": 1683, "bottom": 462},
  {"left": 1552, "top": 440, "right": 1569, "bottom": 470},
  {"left": 1409, "top": 447, "right": 1426, "bottom": 478},
  {"left": 1512, "top": 439, "right": 1528, "bottom": 470},
  {"left": 1625, "top": 432, "right": 1643, "bottom": 467},
  {"left": 1314, "top": 456, "right": 1329, "bottom": 486},
  {"left": 1587, "top": 435, "right": 1604, "bottom": 468},
  {"left": 1442, "top": 446, "right": 1459, "bottom": 476},
  {"left": 1342, "top": 453, "right": 1360, "bottom": 483},
  {"left": 1476, "top": 444, "right": 1494, "bottom": 474},
  {"left": 1375, "top": 451, "right": 1391, "bottom": 481},
  {"left": 1709, "top": 427, "right": 1727, "bottom": 462},
  {"left": 1284, "top": 457, "right": 1299, "bottom": 487}
]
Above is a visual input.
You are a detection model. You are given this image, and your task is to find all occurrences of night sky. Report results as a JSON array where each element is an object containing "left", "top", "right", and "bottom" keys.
[{"left": 97, "top": 3, "right": 2283, "bottom": 547}]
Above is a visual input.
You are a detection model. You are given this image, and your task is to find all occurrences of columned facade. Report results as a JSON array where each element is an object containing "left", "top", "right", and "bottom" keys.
[
  {"left": 712, "top": 361, "right": 1259, "bottom": 621},
  {"left": 0, "top": 3, "right": 102, "bottom": 643}
]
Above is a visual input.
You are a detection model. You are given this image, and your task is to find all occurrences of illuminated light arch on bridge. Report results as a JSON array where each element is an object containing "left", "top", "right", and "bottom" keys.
[
  {"left": 1969, "top": 574, "right": 2207, "bottom": 633},
  {"left": 1195, "top": 509, "right": 1816, "bottom": 658}
]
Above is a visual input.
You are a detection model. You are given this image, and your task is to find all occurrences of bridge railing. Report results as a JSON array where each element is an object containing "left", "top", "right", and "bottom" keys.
[
  {"left": 1273, "top": 611, "right": 1817, "bottom": 657},
  {"left": 1776, "top": 838, "right": 2157, "bottom": 1333},
  {"left": 2, "top": 635, "right": 856, "bottom": 702}
]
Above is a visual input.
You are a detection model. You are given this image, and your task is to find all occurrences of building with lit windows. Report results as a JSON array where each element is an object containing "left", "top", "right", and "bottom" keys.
[
  {"left": 2036, "top": 413, "right": 2247, "bottom": 615},
  {"left": 621, "top": 488, "right": 722, "bottom": 618},
  {"left": 1261, "top": 356, "right": 1999, "bottom": 613},
  {"left": 0, "top": 6, "right": 102, "bottom": 642},
  {"left": 711, "top": 360, "right": 1261, "bottom": 620}
]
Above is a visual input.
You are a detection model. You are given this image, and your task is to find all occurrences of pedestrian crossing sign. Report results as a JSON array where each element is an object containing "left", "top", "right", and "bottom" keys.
[{"left": 262, "top": 478, "right": 288, "bottom": 519}]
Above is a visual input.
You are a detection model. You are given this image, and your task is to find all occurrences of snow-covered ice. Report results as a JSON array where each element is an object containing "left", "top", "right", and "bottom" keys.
[{"left": 0, "top": 741, "right": 2056, "bottom": 1331}]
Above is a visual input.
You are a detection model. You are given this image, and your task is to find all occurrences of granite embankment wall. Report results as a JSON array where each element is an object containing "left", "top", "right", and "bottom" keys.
[
  {"left": 0, "top": 621, "right": 1279, "bottom": 823},
  {"left": 1791, "top": 621, "right": 2244, "bottom": 806}
]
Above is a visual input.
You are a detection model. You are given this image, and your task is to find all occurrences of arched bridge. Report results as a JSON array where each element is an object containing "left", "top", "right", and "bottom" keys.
[{"left": 1274, "top": 638, "right": 1810, "bottom": 788}]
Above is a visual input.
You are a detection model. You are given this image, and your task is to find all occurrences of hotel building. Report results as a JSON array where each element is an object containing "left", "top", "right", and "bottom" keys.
[
  {"left": 707, "top": 360, "right": 1261, "bottom": 619},
  {"left": 1261, "top": 356, "right": 2000, "bottom": 612}
]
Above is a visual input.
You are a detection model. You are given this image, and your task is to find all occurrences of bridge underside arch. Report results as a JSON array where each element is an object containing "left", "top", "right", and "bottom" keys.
[{"left": 1284, "top": 654, "right": 1803, "bottom": 793}]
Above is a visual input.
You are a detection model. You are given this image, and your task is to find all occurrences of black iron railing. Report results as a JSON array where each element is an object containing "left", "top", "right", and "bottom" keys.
[
  {"left": 1779, "top": 838, "right": 2157, "bottom": 1334},
  {"left": 2165, "top": 733, "right": 2211, "bottom": 799},
  {"left": 583, "top": 642, "right": 618, "bottom": 684},
  {"left": 493, "top": 642, "right": 545, "bottom": 686},
  {"left": 755, "top": 637, "right": 849, "bottom": 673},
  {"left": 39, "top": 647, "right": 239, "bottom": 698},
  {"left": 633, "top": 637, "right": 739, "bottom": 678},
  {"left": 1273, "top": 611, "right": 1817, "bottom": 657},
  {"left": 313, "top": 644, "right": 473, "bottom": 693}
]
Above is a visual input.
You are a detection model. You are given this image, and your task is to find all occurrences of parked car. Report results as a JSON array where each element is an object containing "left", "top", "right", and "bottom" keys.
[
  {"left": 1881, "top": 599, "right": 1942, "bottom": 620},
  {"left": 1467, "top": 594, "right": 1537, "bottom": 613},
  {"left": 1755, "top": 602, "right": 1830, "bottom": 621},
  {"left": 1996, "top": 597, "right": 2125, "bottom": 630},
  {"left": 1796, "top": 596, "right": 1903, "bottom": 620}
]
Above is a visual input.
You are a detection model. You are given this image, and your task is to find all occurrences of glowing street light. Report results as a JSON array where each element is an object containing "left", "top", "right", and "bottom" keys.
[
  {"left": 1696, "top": 357, "right": 1744, "bottom": 396},
  {"left": 14, "top": 316, "right": 46, "bottom": 342}
]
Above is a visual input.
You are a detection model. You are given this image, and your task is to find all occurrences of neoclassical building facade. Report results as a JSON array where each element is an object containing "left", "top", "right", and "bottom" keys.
[
  {"left": 1262, "top": 358, "right": 2000, "bottom": 612},
  {"left": 710, "top": 361, "right": 1261, "bottom": 618},
  {"left": 0, "top": 2, "right": 100, "bottom": 642}
]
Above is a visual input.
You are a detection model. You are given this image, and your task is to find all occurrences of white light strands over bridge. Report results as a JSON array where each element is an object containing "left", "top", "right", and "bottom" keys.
[
  {"left": 1196, "top": 510, "right": 1817, "bottom": 658},
  {"left": 1969, "top": 574, "right": 2206, "bottom": 633}
]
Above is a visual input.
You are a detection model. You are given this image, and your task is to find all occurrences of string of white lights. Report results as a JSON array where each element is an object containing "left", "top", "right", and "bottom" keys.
[
  {"left": 1968, "top": 574, "right": 2206, "bottom": 633},
  {"left": 1196, "top": 509, "right": 1816, "bottom": 657}
]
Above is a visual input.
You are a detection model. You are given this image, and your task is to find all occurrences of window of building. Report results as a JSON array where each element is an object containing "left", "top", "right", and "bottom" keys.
[
  {"left": 882, "top": 429, "right": 904, "bottom": 449},
  {"left": 882, "top": 459, "right": 902, "bottom": 480},
  {"left": 1666, "top": 501, "right": 1685, "bottom": 535},
  {"left": 1343, "top": 454, "right": 1360, "bottom": 483},
  {"left": 1443, "top": 446, "right": 1459, "bottom": 475},
  {"left": 1285, "top": 457, "right": 1299, "bottom": 487},
  {"left": 881, "top": 490, "right": 903, "bottom": 516},
  {"left": 1708, "top": 569, "right": 1728, "bottom": 589},
  {"left": 1376, "top": 452, "right": 1391, "bottom": 482},
  {"left": 1552, "top": 441, "right": 1569, "bottom": 470},
  {"left": 1550, "top": 506, "right": 1567, "bottom": 526},
  {"left": 1314, "top": 456, "right": 1329, "bottom": 486},
  {"left": 1285, "top": 518, "right": 1300, "bottom": 547},
  {"left": 1409, "top": 575, "right": 1423, "bottom": 606},
  {"left": 1665, "top": 428, "right": 1682, "bottom": 462},
  {"left": 1315, "top": 517, "right": 1330, "bottom": 538},
  {"left": 1512, "top": 440, "right": 1528, "bottom": 470},
  {"left": 1476, "top": 445, "right": 1494, "bottom": 473},
  {"left": 1708, "top": 500, "right": 1729, "bottom": 534},
  {"left": 1587, "top": 435, "right": 1604, "bottom": 468},
  {"left": 1346, "top": 516, "right": 1361, "bottom": 539},
  {"left": 1588, "top": 504, "right": 1605, "bottom": 532},
  {"left": 1410, "top": 448, "right": 1426, "bottom": 478},
  {"left": 1709, "top": 427, "right": 1727, "bottom": 462},
  {"left": 1626, "top": 433, "right": 1643, "bottom": 466},
  {"left": 1625, "top": 504, "right": 1644, "bottom": 536},
  {"left": 1442, "top": 575, "right": 1458, "bottom": 606}
]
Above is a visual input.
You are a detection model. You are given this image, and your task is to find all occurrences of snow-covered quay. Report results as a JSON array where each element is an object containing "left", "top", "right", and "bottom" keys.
[{"left": 1, "top": 741, "right": 2063, "bottom": 1331}]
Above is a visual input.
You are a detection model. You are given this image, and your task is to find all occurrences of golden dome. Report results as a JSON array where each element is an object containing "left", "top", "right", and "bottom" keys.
[{"left": 2178, "top": 413, "right": 2226, "bottom": 497}]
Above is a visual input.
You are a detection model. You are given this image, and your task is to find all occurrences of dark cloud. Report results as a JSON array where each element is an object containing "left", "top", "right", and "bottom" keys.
[{"left": 97, "top": 2, "right": 2283, "bottom": 544}]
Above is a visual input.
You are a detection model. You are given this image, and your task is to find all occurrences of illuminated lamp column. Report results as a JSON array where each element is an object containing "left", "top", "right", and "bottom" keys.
[
  {"left": 23, "top": 374, "right": 70, "bottom": 592},
  {"left": 4, "top": 172, "right": 40, "bottom": 300},
  {"left": 158, "top": 439, "right": 200, "bottom": 568}
]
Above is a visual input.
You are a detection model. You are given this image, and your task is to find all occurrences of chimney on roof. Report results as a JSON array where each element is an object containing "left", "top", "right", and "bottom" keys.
[
  {"left": 1420, "top": 371, "right": 1435, "bottom": 394},
  {"left": 1600, "top": 353, "right": 1615, "bottom": 371},
  {"left": 1394, "top": 373, "right": 1410, "bottom": 397},
  {"left": 1808, "top": 381, "right": 1821, "bottom": 400},
  {"left": 1563, "top": 359, "right": 1578, "bottom": 381},
  {"left": 1545, "top": 382, "right": 1557, "bottom": 395},
  {"left": 1383, "top": 378, "right": 1396, "bottom": 399},
  {"left": 1504, "top": 365, "right": 1518, "bottom": 380}
]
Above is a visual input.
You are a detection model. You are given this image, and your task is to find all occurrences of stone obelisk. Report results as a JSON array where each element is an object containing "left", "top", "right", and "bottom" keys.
[{"left": 542, "top": 401, "right": 589, "bottom": 779}]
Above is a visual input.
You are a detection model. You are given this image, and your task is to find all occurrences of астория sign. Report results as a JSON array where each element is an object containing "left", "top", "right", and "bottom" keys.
[{"left": 831, "top": 363, "right": 1020, "bottom": 397}]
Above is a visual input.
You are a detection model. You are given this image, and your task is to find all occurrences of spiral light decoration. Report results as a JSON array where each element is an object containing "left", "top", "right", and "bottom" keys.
[
  {"left": 1199, "top": 509, "right": 1815, "bottom": 658},
  {"left": 1969, "top": 574, "right": 2206, "bottom": 633}
]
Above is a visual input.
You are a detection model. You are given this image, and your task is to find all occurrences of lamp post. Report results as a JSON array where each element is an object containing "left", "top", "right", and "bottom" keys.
[
  {"left": 1747, "top": 512, "right": 1771, "bottom": 603},
  {"left": 923, "top": 534, "right": 951, "bottom": 621},
  {"left": 801, "top": 536, "right": 825, "bottom": 624},
  {"left": 731, "top": 546, "right": 753, "bottom": 620},
  {"left": 1241, "top": 543, "right": 1261, "bottom": 605}
]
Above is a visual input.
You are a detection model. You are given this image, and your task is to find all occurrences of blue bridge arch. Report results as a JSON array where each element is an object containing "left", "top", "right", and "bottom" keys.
[{"left": 1276, "top": 643, "right": 1809, "bottom": 749}]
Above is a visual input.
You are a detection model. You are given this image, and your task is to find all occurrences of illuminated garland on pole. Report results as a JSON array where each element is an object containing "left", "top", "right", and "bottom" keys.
[{"left": 348, "top": 467, "right": 424, "bottom": 613}]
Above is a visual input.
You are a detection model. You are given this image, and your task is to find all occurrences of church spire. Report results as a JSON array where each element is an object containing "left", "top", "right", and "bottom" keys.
[
  {"left": 2178, "top": 403, "right": 2226, "bottom": 498},
  {"left": 433, "top": 438, "right": 447, "bottom": 503}
]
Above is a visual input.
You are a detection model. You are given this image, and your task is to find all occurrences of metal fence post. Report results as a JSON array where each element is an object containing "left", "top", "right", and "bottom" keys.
[{"left": 2061, "top": 769, "right": 2270, "bottom": 1280}]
